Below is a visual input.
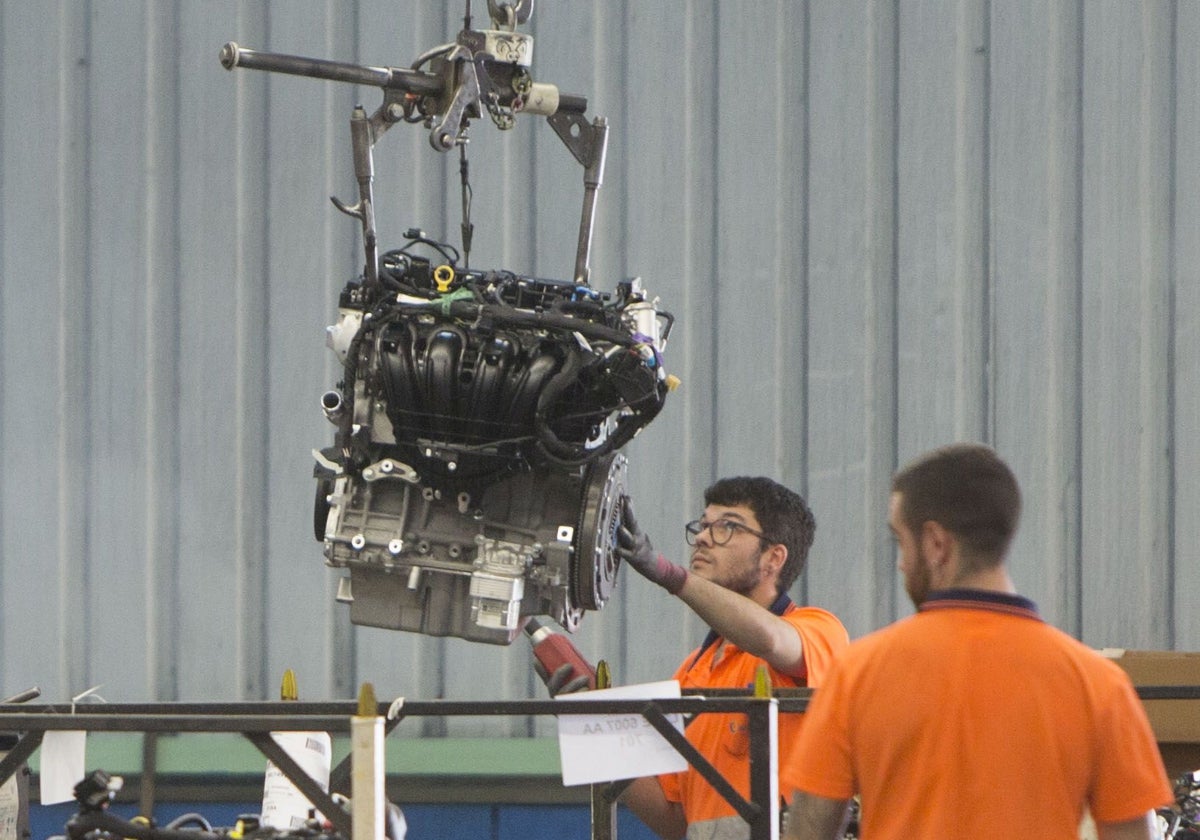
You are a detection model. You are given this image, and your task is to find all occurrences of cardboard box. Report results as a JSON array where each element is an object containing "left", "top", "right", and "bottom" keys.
[{"left": 1101, "top": 649, "right": 1200, "bottom": 778}]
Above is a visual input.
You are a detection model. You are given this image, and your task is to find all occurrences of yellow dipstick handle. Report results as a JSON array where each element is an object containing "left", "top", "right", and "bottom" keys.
[{"left": 433, "top": 264, "right": 455, "bottom": 292}]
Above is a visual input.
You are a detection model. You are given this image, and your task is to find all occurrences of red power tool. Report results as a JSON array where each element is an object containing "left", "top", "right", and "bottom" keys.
[{"left": 525, "top": 617, "right": 596, "bottom": 691}]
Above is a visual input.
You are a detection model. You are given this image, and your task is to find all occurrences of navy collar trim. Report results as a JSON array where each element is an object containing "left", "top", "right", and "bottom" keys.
[
  {"left": 919, "top": 588, "right": 1041, "bottom": 621},
  {"left": 686, "top": 592, "right": 793, "bottom": 673}
]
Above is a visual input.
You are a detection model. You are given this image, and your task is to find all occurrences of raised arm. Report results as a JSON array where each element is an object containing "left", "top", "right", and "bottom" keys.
[{"left": 615, "top": 500, "right": 805, "bottom": 675}]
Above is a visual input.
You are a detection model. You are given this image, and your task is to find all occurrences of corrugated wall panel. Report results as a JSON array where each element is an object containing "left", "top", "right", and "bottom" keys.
[
  {"left": 87, "top": 0, "right": 155, "bottom": 697},
  {"left": 805, "top": 0, "right": 899, "bottom": 641},
  {"left": 1080, "top": 1, "right": 1174, "bottom": 649},
  {"left": 176, "top": 0, "right": 268, "bottom": 702},
  {"left": 141, "top": 0, "right": 183, "bottom": 701},
  {"left": 260, "top": 2, "right": 355, "bottom": 702},
  {"left": 228, "top": 2, "right": 273, "bottom": 703},
  {"left": 713, "top": 1, "right": 807, "bottom": 483},
  {"left": 990, "top": 1, "right": 1084, "bottom": 635},
  {"left": 1175, "top": 3, "right": 1200, "bottom": 652},
  {"left": 0, "top": 0, "right": 1195, "bottom": 718},
  {"left": 0, "top": 3, "right": 85, "bottom": 699},
  {"left": 897, "top": 0, "right": 989, "bottom": 457},
  {"left": 57, "top": 5, "right": 93, "bottom": 701}
]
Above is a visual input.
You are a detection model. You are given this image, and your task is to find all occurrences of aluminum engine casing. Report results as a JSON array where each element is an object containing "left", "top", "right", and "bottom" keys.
[
  {"left": 322, "top": 453, "right": 625, "bottom": 644},
  {"left": 315, "top": 260, "right": 670, "bottom": 644}
]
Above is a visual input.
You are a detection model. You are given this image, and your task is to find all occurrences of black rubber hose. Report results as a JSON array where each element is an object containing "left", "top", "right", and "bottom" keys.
[
  {"left": 533, "top": 348, "right": 596, "bottom": 464},
  {"left": 442, "top": 300, "right": 634, "bottom": 347}
]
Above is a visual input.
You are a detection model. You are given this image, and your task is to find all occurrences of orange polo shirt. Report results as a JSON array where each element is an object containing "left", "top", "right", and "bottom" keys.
[
  {"left": 659, "top": 595, "right": 849, "bottom": 835},
  {"left": 785, "top": 589, "right": 1171, "bottom": 839}
]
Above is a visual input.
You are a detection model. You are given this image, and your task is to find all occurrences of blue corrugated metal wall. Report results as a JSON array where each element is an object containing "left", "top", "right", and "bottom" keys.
[{"left": 0, "top": 2, "right": 1197, "bottom": 740}]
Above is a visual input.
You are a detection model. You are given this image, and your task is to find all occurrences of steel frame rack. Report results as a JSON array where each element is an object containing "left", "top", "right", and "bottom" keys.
[
  {"left": 0, "top": 694, "right": 808, "bottom": 840},
  {"left": 4, "top": 687, "right": 1191, "bottom": 839}
]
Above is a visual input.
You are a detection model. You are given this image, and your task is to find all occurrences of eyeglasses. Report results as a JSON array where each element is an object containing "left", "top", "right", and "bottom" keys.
[{"left": 684, "top": 518, "right": 773, "bottom": 546}]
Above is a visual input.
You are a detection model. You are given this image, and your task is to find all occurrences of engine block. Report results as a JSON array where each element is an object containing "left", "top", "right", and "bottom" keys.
[
  {"left": 223, "top": 2, "right": 675, "bottom": 644},
  {"left": 314, "top": 254, "right": 670, "bottom": 643}
]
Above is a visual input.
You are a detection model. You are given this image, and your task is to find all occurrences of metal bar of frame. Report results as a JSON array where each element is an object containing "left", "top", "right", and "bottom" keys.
[
  {"left": 745, "top": 700, "right": 780, "bottom": 840},
  {"left": 140, "top": 733, "right": 157, "bottom": 818},
  {"left": 0, "top": 731, "right": 41, "bottom": 795},
  {"left": 594, "top": 777, "right": 634, "bottom": 840},
  {"left": 590, "top": 783, "right": 617, "bottom": 839}
]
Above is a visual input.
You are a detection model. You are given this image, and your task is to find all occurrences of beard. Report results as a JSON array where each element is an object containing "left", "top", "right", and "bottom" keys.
[
  {"left": 691, "top": 548, "right": 765, "bottom": 597},
  {"left": 904, "top": 544, "right": 933, "bottom": 608},
  {"left": 724, "top": 561, "right": 763, "bottom": 598}
]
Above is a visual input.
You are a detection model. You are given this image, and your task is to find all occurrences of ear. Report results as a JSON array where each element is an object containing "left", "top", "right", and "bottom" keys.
[
  {"left": 919, "top": 520, "right": 955, "bottom": 570},
  {"left": 762, "top": 542, "right": 788, "bottom": 578}
]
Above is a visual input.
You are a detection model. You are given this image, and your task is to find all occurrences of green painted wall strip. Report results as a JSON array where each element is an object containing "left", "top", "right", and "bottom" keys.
[{"left": 28, "top": 735, "right": 563, "bottom": 777}]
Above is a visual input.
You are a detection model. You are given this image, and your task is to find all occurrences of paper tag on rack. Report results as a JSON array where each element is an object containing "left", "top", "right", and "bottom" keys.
[
  {"left": 0, "top": 755, "right": 19, "bottom": 840},
  {"left": 40, "top": 730, "right": 86, "bottom": 804},
  {"left": 555, "top": 680, "right": 687, "bottom": 786}
]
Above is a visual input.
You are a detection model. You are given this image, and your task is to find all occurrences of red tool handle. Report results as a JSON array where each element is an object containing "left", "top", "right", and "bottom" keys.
[{"left": 526, "top": 618, "right": 596, "bottom": 690}]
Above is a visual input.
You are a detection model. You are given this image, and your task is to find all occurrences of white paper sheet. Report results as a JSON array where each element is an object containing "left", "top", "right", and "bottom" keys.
[
  {"left": 555, "top": 680, "right": 688, "bottom": 786},
  {"left": 39, "top": 730, "right": 86, "bottom": 805}
]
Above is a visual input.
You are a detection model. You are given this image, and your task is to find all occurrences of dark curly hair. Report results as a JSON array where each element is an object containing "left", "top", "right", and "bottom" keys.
[{"left": 703, "top": 477, "right": 816, "bottom": 595}]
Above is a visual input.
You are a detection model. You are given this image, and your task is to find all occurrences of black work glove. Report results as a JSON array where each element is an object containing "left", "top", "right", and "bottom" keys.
[
  {"left": 534, "top": 661, "right": 592, "bottom": 697},
  {"left": 616, "top": 495, "right": 688, "bottom": 595}
]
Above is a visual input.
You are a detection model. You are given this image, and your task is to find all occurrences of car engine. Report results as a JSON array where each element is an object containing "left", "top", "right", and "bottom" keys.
[{"left": 222, "top": 0, "right": 675, "bottom": 644}]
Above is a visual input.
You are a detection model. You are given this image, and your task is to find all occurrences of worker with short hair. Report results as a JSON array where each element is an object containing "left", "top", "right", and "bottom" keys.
[
  {"left": 783, "top": 443, "right": 1172, "bottom": 840},
  {"left": 609, "top": 476, "right": 849, "bottom": 840}
]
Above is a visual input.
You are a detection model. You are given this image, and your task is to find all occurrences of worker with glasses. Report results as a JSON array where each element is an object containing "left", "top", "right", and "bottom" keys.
[{"left": 612, "top": 476, "right": 850, "bottom": 840}]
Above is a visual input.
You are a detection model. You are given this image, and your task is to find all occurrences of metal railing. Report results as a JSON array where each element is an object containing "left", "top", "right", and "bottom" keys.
[
  {"left": 0, "top": 685, "right": 1194, "bottom": 840},
  {"left": 0, "top": 693, "right": 806, "bottom": 840}
]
